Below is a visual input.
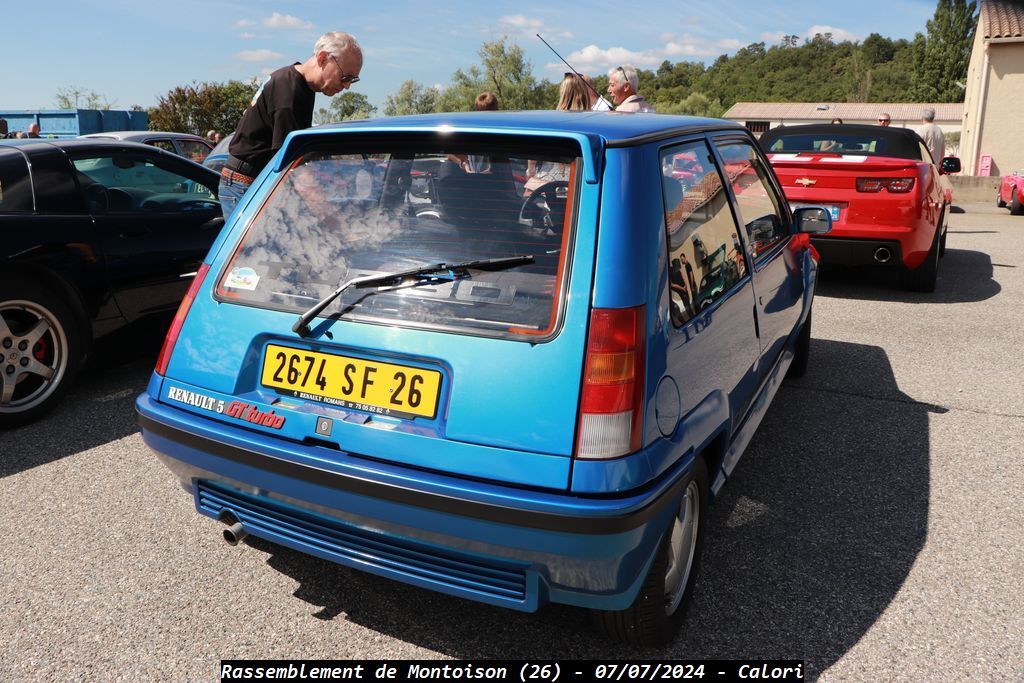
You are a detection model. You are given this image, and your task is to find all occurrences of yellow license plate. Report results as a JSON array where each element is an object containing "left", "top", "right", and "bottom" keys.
[{"left": 261, "top": 344, "right": 442, "bottom": 419}]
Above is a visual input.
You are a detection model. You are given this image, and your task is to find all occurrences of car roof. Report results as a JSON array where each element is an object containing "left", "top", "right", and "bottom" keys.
[
  {"left": 309, "top": 111, "right": 744, "bottom": 147},
  {"left": 80, "top": 131, "right": 208, "bottom": 141},
  {"left": 0, "top": 138, "right": 220, "bottom": 174}
]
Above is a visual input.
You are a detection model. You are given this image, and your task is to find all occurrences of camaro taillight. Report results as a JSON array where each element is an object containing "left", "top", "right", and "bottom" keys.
[
  {"left": 155, "top": 263, "right": 210, "bottom": 376},
  {"left": 575, "top": 306, "right": 645, "bottom": 459},
  {"left": 856, "top": 177, "right": 916, "bottom": 193}
]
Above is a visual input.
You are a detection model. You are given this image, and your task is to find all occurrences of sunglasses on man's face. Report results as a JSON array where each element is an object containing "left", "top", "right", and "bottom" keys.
[{"left": 330, "top": 54, "right": 360, "bottom": 84}]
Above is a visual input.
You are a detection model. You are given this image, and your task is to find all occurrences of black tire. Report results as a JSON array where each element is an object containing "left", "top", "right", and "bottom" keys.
[
  {"left": 591, "top": 458, "right": 709, "bottom": 647},
  {"left": 1011, "top": 192, "right": 1024, "bottom": 216},
  {"left": 787, "top": 310, "right": 812, "bottom": 379},
  {"left": 0, "top": 280, "right": 83, "bottom": 429},
  {"left": 900, "top": 226, "right": 941, "bottom": 293},
  {"left": 996, "top": 191, "right": 1006, "bottom": 209}
]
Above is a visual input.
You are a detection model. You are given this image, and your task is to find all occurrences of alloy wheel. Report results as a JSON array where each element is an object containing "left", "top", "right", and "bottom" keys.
[
  {"left": 0, "top": 300, "right": 69, "bottom": 414},
  {"left": 664, "top": 480, "right": 700, "bottom": 616}
]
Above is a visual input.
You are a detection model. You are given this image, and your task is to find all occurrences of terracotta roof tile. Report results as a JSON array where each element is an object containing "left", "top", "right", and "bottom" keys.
[
  {"left": 722, "top": 102, "right": 964, "bottom": 122},
  {"left": 982, "top": 0, "right": 1024, "bottom": 39}
]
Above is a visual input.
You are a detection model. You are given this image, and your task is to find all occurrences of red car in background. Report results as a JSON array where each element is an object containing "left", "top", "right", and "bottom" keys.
[
  {"left": 997, "top": 172, "right": 1023, "bottom": 215},
  {"left": 759, "top": 124, "right": 961, "bottom": 292}
]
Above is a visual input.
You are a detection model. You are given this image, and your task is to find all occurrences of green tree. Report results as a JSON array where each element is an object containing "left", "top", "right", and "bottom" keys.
[
  {"left": 433, "top": 37, "right": 550, "bottom": 111},
  {"left": 148, "top": 80, "right": 259, "bottom": 135},
  {"left": 658, "top": 92, "right": 725, "bottom": 118},
  {"left": 55, "top": 86, "right": 115, "bottom": 110},
  {"left": 911, "top": 0, "right": 978, "bottom": 101},
  {"left": 314, "top": 92, "right": 377, "bottom": 123},
  {"left": 383, "top": 80, "right": 440, "bottom": 116}
]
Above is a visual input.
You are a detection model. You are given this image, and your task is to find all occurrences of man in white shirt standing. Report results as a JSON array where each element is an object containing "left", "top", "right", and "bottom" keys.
[
  {"left": 607, "top": 65, "right": 656, "bottom": 113},
  {"left": 918, "top": 107, "right": 945, "bottom": 163}
]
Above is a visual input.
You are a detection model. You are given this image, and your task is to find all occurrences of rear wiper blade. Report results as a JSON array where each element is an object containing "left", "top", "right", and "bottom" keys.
[{"left": 292, "top": 254, "right": 534, "bottom": 337}]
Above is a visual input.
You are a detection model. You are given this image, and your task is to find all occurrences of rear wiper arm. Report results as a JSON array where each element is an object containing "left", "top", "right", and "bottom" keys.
[{"left": 292, "top": 255, "right": 534, "bottom": 337}]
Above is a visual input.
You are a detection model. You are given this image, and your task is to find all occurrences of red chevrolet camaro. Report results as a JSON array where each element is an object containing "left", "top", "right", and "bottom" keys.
[
  {"left": 760, "top": 124, "right": 961, "bottom": 292},
  {"left": 997, "top": 172, "right": 1023, "bottom": 215}
]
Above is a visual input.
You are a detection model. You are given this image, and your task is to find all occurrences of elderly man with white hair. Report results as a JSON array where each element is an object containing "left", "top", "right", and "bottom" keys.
[
  {"left": 219, "top": 31, "right": 363, "bottom": 218},
  {"left": 918, "top": 107, "right": 945, "bottom": 164},
  {"left": 606, "top": 65, "right": 656, "bottom": 113}
]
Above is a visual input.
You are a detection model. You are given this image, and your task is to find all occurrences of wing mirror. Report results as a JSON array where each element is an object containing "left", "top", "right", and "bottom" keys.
[
  {"left": 940, "top": 157, "right": 961, "bottom": 175},
  {"left": 793, "top": 206, "right": 832, "bottom": 235}
]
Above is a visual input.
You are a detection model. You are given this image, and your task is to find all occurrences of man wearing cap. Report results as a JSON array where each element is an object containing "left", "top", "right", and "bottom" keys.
[{"left": 918, "top": 108, "right": 945, "bottom": 163}]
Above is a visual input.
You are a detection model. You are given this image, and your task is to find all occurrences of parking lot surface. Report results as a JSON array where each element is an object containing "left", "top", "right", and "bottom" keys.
[{"left": 1, "top": 203, "right": 1021, "bottom": 681}]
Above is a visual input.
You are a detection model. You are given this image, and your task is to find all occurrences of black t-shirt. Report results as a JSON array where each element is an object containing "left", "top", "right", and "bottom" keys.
[{"left": 228, "top": 64, "right": 315, "bottom": 175}]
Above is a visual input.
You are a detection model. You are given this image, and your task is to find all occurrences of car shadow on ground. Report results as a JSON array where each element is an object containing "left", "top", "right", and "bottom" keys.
[
  {"left": 815, "top": 247, "right": 1001, "bottom": 304},
  {"left": 0, "top": 323, "right": 162, "bottom": 478},
  {"left": 246, "top": 338, "right": 935, "bottom": 678}
]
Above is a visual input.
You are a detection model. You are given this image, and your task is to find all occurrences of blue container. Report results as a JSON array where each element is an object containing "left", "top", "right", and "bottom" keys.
[{"left": 0, "top": 109, "right": 148, "bottom": 138}]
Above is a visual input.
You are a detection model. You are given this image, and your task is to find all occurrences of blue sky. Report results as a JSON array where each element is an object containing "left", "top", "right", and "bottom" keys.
[{"left": 2, "top": 0, "right": 938, "bottom": 116}]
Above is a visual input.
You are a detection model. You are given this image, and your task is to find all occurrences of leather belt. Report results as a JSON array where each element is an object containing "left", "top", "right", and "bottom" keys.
[{"left": 220, "top": 167, "right": 255, "bottom": 184}]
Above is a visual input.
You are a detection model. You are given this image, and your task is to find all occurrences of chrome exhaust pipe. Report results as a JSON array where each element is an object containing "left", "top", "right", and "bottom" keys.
[
  {"left": 873, "top": 247, "right": 892, "bottom": 264},
  {"left": 223, "top": 522, "right": 248, "bottom": 546}
]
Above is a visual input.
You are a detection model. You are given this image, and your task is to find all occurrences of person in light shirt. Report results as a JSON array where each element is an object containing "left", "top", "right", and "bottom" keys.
[{"left": 607, "top": 65, "right": 656, "bottom": 113}]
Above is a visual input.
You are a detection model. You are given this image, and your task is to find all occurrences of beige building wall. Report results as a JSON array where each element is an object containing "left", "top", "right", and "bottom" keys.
[{"left": 961, "top": 37, "right": 1024, "bottom": 175}]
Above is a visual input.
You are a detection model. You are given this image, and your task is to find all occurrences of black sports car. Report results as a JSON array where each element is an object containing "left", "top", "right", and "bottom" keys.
[{"left": 0, "top": 139, "right": 223, "bottom": 427}]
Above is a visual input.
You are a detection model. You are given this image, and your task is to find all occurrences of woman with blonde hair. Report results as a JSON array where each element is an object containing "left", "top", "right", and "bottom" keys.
[
  {"left": 556, "top": 73, "right": 590, "bottom": 112},
  {"left": 524, "top": 75, "right": 590, "bottom": 195}
]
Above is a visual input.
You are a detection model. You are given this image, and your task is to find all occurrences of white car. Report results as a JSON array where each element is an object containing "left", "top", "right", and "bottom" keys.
[{"left": 80, "top": 131, "right": 213, "bottom": 163}]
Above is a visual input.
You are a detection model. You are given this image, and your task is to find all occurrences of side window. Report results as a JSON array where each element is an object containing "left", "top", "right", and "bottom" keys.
[
  {"left": 661, "top": 140, "right": 748, "bottom": 327},
  {"left": 178, "top": 140, "right": 212, "bottom": 164},
  {"left": 148, "top": 140, "right": 175, "bottom": 154},
  {"left": 72, "top": 155, "right": 216, "bottom": 213},
  {"left": 0, "top": 151, "right": 32, "bottom": 213},
  {"left": 715, "top": 141, "right": 788, "bottom": 260}
]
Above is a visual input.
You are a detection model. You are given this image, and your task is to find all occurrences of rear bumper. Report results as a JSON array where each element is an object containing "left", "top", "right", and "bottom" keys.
[
  {"left": 136, "top": 392, "right": 688, "bottom": 612},
  {"left": 810, "top": 236, "right": 904, "bottom": 268}
]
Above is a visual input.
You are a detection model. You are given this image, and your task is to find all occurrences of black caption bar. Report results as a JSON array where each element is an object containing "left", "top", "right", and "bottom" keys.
[{"left": 220, "top": 660, "right": 804, "bottom": 683}]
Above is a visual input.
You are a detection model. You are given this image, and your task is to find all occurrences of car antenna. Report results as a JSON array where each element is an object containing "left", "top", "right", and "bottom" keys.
[{"left": 536, "top": 33, "right": 614, "bottom": 110}]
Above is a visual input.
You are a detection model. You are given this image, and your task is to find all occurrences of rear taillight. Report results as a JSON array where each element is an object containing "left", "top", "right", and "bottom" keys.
[
  {"left": 576, "top": 306, "right": 645, "bottom": 459},
  {"left": 856, "top": 177, "right": 916, "bottom": 193},
  {"left": 155, "top": 263, "right": 210, "bottom": 376}
]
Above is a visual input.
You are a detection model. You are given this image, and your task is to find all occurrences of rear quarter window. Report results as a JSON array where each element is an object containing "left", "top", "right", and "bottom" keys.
[
  {"left": 216, "top": 138, "right": 581, "bottom": 341},
  {"left": 0, "top": 150, "right": 32, "bottom": 212}
]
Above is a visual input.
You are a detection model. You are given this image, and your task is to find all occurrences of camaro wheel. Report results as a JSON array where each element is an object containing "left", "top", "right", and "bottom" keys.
[
  {"left": 996, "top": 191, "right": 1006, "bottom": 209},
  {"left": 591, "top": 458, "right": 709, "bottom": 646},
  {"left": 0, "top": 281, "right": 82, "bottom": 429},
  {"left": 900, "top": 226, "right": 941, "bottom": 293},
  {"left": 1011, "top": 192, "right": 1024, "bottom": 216}
]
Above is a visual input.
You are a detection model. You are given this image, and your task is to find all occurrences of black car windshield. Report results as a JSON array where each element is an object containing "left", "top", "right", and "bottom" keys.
[
  {"left": 760, "top": 125, "right": 922, "bottom": 161},
  {"left": 216, "top": 137, "right": 580, "bottom": 341}
]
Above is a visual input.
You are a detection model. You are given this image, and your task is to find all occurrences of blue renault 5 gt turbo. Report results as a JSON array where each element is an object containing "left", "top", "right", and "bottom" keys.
[{"left": 136, "top": 111, "right": 831, "bottom": 646}]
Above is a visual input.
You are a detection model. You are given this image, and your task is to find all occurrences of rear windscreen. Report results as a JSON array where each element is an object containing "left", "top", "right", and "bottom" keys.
[
  {"left": 761, "top": 128, "right": 921, "bottom": 160},
  {"left": 216, "top": 137, "right": 580, "bottom": 341}
]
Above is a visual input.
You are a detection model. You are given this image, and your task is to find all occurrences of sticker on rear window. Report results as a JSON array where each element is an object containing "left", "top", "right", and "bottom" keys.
[{"left": 224, "top": 266, "right": 260, "bottom": 291}]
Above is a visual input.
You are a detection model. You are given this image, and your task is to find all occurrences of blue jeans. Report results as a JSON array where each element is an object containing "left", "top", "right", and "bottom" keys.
[{"left": 218, "top": 173, "right": 252, "bottom": 220}]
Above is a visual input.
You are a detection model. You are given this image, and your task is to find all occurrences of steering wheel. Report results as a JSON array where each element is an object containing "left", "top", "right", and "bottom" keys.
[{"left": 519, "top": 180, "right": 569, "bottom": 232}]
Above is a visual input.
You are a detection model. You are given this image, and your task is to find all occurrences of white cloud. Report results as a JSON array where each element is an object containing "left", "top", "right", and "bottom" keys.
[
  {"left": 234, "top": 19, "right": 256, "bottom": 28},
  {"left": 493, "top": 14, "right": 570, "bottom": 40},
  {"left": 240, "top": 32, "right": 258, "bottom": 40},
  {"left": 560, "top": 34, "right": 745, "bottom": 73},
  {"left": 236, "top": 49, "right": 285, "bottom": 62},
  {"left": 761, "top": 31, "right": 787, "bottom": 44},
  {"left": 263, "top": 12, "right": 314, "bottom": 30},
  {"left": 805, "top": 25, "right": 861, "bottom": 42}
]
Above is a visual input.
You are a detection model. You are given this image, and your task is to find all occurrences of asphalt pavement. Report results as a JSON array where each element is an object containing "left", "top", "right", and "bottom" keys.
[{"left": 1, "top": 202, "right": 1021, "bottom": 681}]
